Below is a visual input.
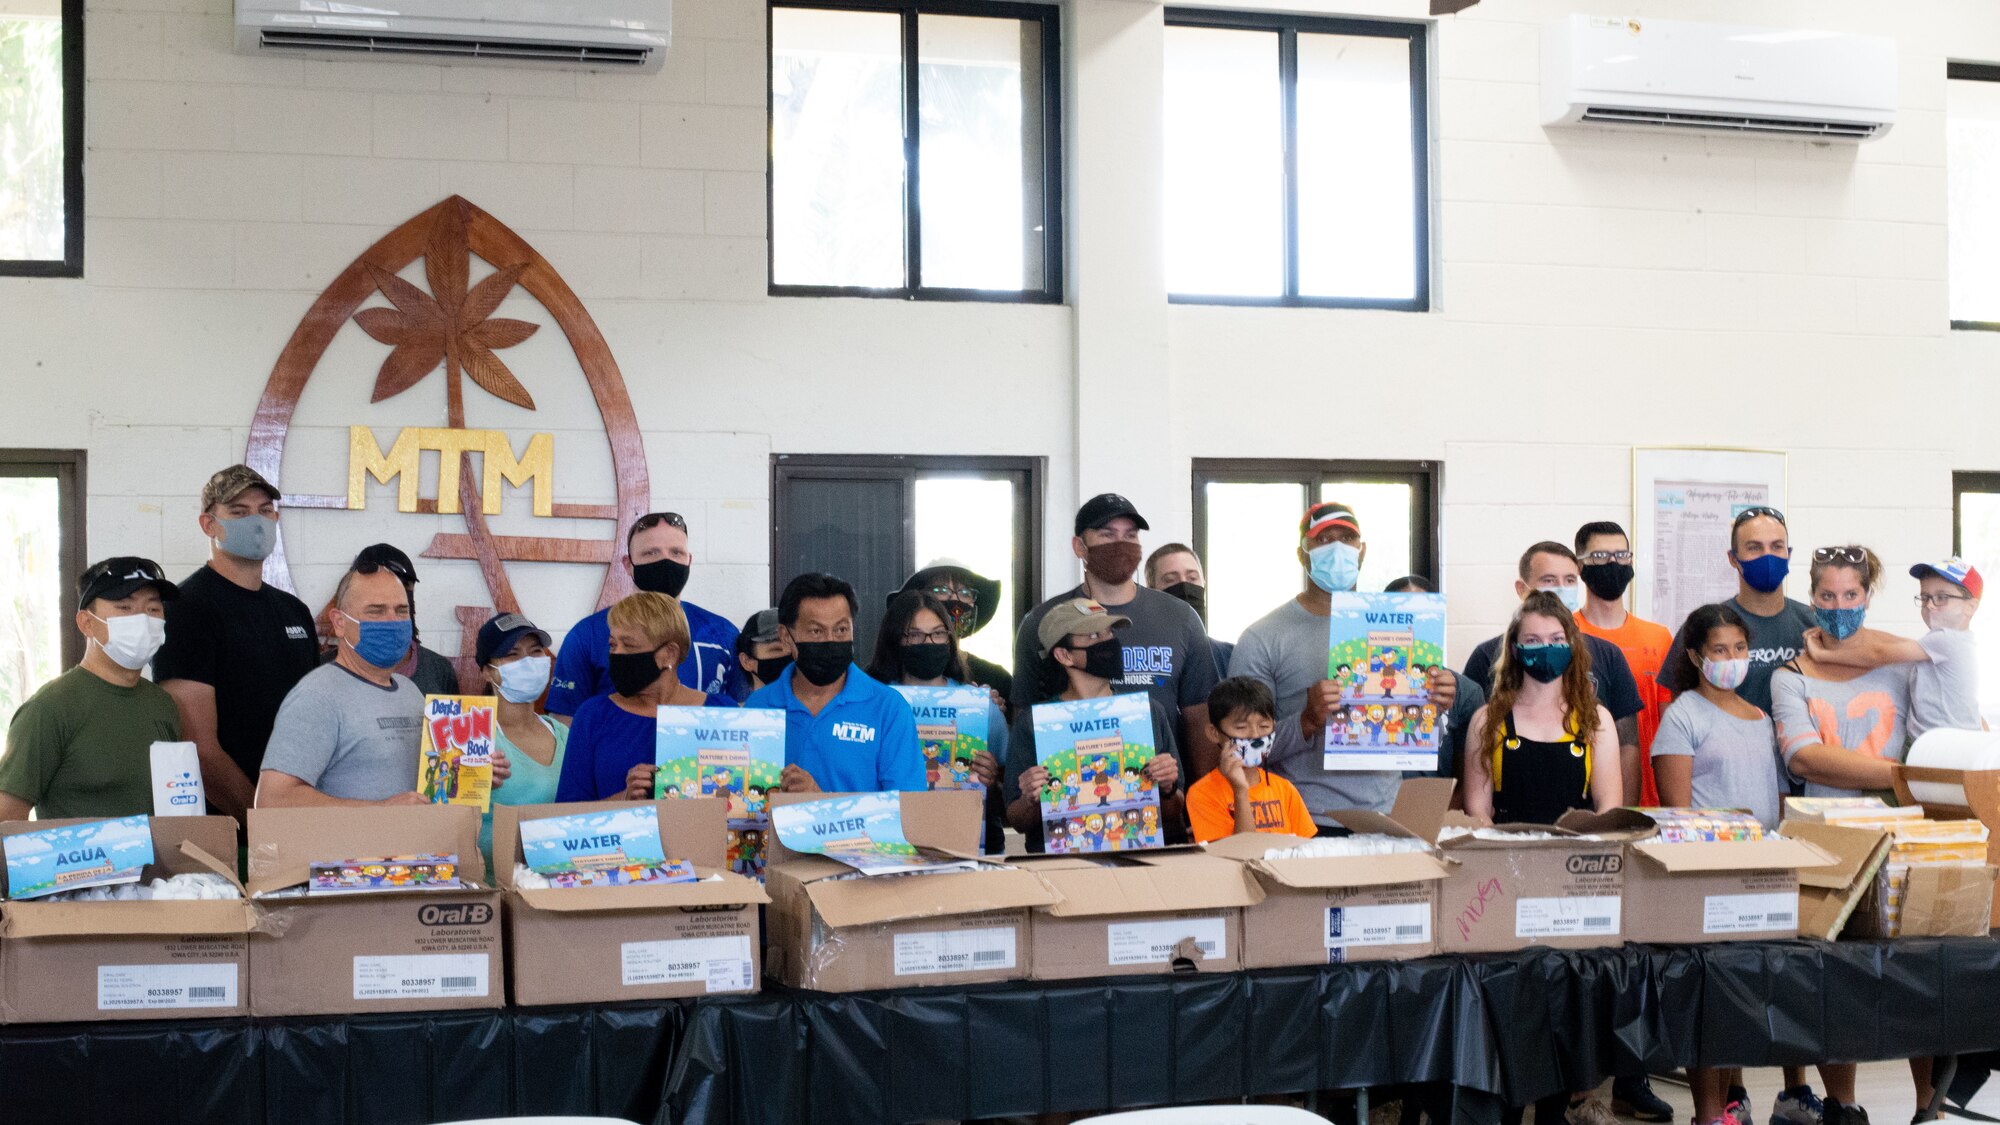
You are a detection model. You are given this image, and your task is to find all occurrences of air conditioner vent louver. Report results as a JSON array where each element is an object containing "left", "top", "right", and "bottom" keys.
[
  {"left": 1578, "top": 106, "right": 1884, "bottom": 139},
  {"left": 258, "top": 28, "right": 655, "bottom": 67}
]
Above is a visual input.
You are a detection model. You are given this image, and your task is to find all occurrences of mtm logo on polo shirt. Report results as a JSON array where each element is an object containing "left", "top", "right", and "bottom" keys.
[{"left": 829, "top": 722, "right": 877, "bottom": 744}]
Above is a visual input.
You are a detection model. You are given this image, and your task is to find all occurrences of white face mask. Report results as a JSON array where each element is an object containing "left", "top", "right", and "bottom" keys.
[
  {"left": 1233, "top": 734, "right": 1273, "bottom": 769},
  {"left": 1547, "top": 583, "right": 1586, "bottom": 614},
  {"left": 1927, "top": 600, "right": 1974, "bottom": 632},
  {"left": 494, "top": 655, "right": 553, "bottom": 703},
  {"left": 90, "top": 612, "right": 167, "bottom": 671}
]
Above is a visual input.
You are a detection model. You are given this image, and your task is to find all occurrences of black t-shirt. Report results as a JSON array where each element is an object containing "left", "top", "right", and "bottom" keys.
[
  {"left": 153, "top": 565, "right": 322, "bottom": 779},
  {"left": 1462, "top": 633, "right": 1643, "bottom": 722}
]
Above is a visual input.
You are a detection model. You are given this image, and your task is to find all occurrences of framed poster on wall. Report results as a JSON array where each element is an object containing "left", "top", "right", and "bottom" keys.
[{"left": 1631, "top": 447, "right": 1788, "bottom": 636}]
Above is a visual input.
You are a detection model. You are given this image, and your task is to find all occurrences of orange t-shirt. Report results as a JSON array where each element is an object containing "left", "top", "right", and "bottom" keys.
[
  {"left": 1187, "top": 768, "right": 1317, "bottom": 844},
  {"left": 1576, "top": 611, "right": 1675, "bottom": 805}
]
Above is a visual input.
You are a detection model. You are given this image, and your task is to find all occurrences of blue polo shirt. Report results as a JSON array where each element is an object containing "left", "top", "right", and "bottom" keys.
[
  {"left": 546, "top": 599, "right": 749, "bottom": 716},
  {"left": 746, "top": 664, "right": 926, "bottom": 792}
]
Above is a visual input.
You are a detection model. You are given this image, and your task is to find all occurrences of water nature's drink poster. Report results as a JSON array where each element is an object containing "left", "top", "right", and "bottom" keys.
[
  {"left": 1324, "top": 592, "right": 1445, "bottom": 772},
  {"left": 890, "top": 684, "right": 989, "bottom": 791},
  {"left": 418, "top": 695, "right": 496, "bottom": 811},
  {"left": 1030, "top": 693, "right": 1165, "bottom": 854},
  {"left": 656, "top": 706, "right": 784, "bottom": 880}
]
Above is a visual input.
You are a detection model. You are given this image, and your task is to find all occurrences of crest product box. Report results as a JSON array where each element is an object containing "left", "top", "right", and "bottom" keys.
[
  {"left": 494, "top": 798, "right": 767, "bottom": 1005},
  {"left": 763, "top": 790, "right": 1057, "bottom": 992},
  {"left": 1434, "top": 809, "right": 1654, "bottom": 954},
  {"left": 246, "top": 805, "right": 502, "bottom": 1017},
  {"left": 0, "top": 816, "right": 254, "bottom": 1023},
  {"left": 1621, "top": 831, "right": 1834, "bottom": 944},
  {"left": 1012, "top": 848, "right": 1262, "bottom": 979}
]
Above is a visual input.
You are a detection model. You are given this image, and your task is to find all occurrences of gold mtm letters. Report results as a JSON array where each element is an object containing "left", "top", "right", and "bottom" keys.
[{"left": 348, "top": 426, "right": 554, "bottom": 516}]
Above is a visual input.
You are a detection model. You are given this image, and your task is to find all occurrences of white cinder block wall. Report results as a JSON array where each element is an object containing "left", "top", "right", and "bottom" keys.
[{"left": 2, "top": 0, "right": 1997, "bottom": 663}]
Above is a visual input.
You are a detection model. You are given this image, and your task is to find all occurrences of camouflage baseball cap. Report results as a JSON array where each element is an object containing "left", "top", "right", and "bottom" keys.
[{"left": 201, "top": 464, "right": 281, "bottom": 510}]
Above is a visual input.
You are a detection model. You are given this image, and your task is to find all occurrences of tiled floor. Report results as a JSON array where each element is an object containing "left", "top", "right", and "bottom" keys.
[{"left": 1575, "top": 1064, "right": 2000, "bottom": 1125}]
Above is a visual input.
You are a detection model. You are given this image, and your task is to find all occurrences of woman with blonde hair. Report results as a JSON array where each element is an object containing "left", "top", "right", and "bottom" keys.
[
  {"left": 556, "top": 592, "right": 735, "bottom": 802},
  {"left": 1462, "top": 589, "right": 1622, "bottom": 826}
]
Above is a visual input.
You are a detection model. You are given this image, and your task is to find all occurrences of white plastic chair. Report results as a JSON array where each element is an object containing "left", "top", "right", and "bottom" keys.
[{"left": 1076, "top": 1107, "right": 1335, "bottom": 1125}]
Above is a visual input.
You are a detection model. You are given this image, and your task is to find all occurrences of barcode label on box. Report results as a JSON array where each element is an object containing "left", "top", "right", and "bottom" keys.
[
  {"left": 97, "top": 963, "right": 238, "bottom": 1011},
  {"left": 1106, "top": 917, "right": 1227, "bottom": 965},
  {"left": 893, "top": 926, "right": 1017, "bottom": 976},
  {"left": 353, "top": 954, "right": 488, "bottom": 1000},
  {"left": 1326, "top": 903, "right": 1432, "bottom": 948},
  {"left": 1704, "top": 892, "right": 1798, "bottom": 934},
  {"left": 621, "top": 935, "right": 755, "bottom": 992},
  {"left": 1516, "top": 896, "right": 1621, "bottom": 938}
]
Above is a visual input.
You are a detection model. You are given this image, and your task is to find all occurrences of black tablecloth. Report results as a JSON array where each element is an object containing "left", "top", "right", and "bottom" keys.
[{"left": 6, "top": 938, "right": 2000, "bottom": 1125}]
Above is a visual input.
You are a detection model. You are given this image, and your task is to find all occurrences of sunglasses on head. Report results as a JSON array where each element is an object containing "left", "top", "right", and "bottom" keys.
[
  {"left": 353, "top": 559, "right": 413, "bottom": 583},
  {"left": 632, "top": 511, "right": 688, "bottom": 535},
  {"left": 1731, "top": 506, "right": 1786, "bottom": 527},
  {"left": 1812, "top": 545, "right": 1867, "bottom": 564}
]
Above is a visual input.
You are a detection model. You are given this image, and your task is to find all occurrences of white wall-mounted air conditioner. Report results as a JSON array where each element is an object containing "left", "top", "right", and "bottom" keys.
[
  {"left": 235, "top": 0, "right": 672, "bottom": 73},
  {"left": 1542, "top": 15, "right": 1896, "bottom": 142}
]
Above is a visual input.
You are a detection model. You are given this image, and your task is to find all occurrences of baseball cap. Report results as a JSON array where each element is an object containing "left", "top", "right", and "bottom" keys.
[
  {"left": 1037, "top": 597, "right": 1132, "bottom": 657},
  {"left": 475, "top": 612, "right": 552, "bottom": 667},
  {"left": 736, "top": 608, "right": 781, "bottom": 654},
  {"left": 353, "top": 543, "right": 418, "bottom": 584},
  {"left": 1301, "top": 501, "right": 1361, "bottom": 541},
  {"left": 1075, "top": 493, "right": 1149, "bottom": 537},
  {"left": 201, "top": 464, "right": 281, "bottom": 511},
  {"left": 1910, "top": 557, "right": 1984, "bottom": 599},
  {"left": 77, "top": 557, "right": 179, "bottom": 607}
]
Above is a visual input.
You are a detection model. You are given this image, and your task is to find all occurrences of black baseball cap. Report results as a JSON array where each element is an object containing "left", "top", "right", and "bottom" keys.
[
  {"left": 78, "top": 557, "right": 179, "bottom": 607},
  {"left": 1075, "top": 493, "right": 1149, "bottom": 537},
  {"left": 353, "top": 542, "right": 419, "bottom": 584},
  {"left": 475, "top": 612, "right": 552, "bottom": 666},
  {"left": 736, "top": 608, "right": 781, "bottom": 654}
]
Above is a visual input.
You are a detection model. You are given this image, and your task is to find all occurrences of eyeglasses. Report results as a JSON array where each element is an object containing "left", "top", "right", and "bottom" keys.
[
  {"left": 1580, "top": 550, "right": 1634, "bottom": 564},
  {"left": 1732, "top": 506, "right": 1787, "bottom": 527},
  {"left": 1916, "top": 593, "right": 1973, "bottom": 608},
  {"left": 902, "top": 627, "right": 951, "bottom": 645},
  {"left": 631, "top": 511, "right": 687, "bottom": 535},
  {"left": 925, "top": 582, "right": 976, "bottom": 600},
  {"left": 1813, "top": 546, "right": 1868, "bottom": 564}
]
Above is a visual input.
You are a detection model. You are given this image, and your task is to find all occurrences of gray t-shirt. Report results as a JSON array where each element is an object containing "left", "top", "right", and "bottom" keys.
[
  {"left": 1650, "top": 692, "right": 1785, "bottom": 829},
  {"left": 1228, "top": 598, "right": 1399, "bottom": 820},
  {"left": 1656, "top": 596, "right": 1817, "bottom": 714},
  {"left": 1911, "top": 628, "right": 1982, "bottom": 740},
  {"left": 1769, "top": 663, "right": 1912, "bottom": 799},
  {"left": 1010, "top": 585, "right": 1219, "bottom": 729},
  {"left": 262, "top": 664, "right": 425, "bottom": 801}
]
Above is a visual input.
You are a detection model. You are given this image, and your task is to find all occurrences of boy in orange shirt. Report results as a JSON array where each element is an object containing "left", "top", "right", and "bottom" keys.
[{"left": 1187, "top": 677, "right": 1316, "bottom": 843}]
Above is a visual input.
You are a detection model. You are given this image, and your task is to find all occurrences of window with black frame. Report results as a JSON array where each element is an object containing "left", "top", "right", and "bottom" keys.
[
  {"left": 768, "top": 0, "right": 1062, "bottom": 302},
  {"left": 1949, "top": 63, "right": 2000, "bottom": 329},
  {"left": 771, "top": 455, "right": 1043, "bottom": 667},
  {"left": 0, "top": 450, "right": 85, "bottom": 720},
  {"left": 1164, "top": 10, "right": 1428, "bottom": 309},
  {"left": 1953, "top": 471, "right": 2000, "bottom": 713},
  {"left": 0, "top": 0, "right": 81, "bottom": 276},
  {"left": 1192, "top": 458, "right": 1440, "bottom": 643}
]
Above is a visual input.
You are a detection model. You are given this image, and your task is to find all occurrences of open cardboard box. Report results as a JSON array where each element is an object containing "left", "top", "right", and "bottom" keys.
[
  {"left": 763, "top": 790, "right": 1058, "bottom": 991},
  {"left": 1011, "top": 847, "right": 1262, "bottom": 979},
  {"left": 1892, "top": 762, "right": 2000, "bottom": 928},
  {"left": 1434, "top": 808, "right": 1654, "bottom": 954},
  {"left": 1622, "top": 831, "right": 1834, "bottom": 943},
  {"left": 492, "top": 797, "right": 767, "bottom": 1004},
  {"left": 0, "top": 815, "right": 253, "bottom": 1022},
  {"left": 245, "top": 805, "right": 502, "bottom": 1017},
  {"left": 1781, "top": 820, "right": 1893, "bottom": 940}
]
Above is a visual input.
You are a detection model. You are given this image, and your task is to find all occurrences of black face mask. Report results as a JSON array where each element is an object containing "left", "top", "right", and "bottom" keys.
[
  {"left": 1065, "top": 637, "right": 1124, "bottom": 682},
  {"left": 1162, "top": 581, "right": 1207, "bottom": 624},
  {"left": 754, "top": 654, "right": 792, "bottom": 685},
  {"left": 631, "top": 557, "right": 691, "bottom": 598},
  {"left": 793, "top": 640, "right": 852, "bottom": 686},
  {"left": 900, "top": 642, "right": 954, "bottom": 681},
  {"left": 609, "top": 650, "right": 666, "bottom": 697},
  {"left": 1580, "top": 563, "right": 1635, "bottom": 602}
]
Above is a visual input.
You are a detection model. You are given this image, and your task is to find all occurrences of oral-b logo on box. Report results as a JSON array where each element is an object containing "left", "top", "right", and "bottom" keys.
[
  {"left": 419, "top": 903, "right": 493, "bottom": 927},
  {"left": 1565, "top": 853, "right": 1621, "bottom": 875}
]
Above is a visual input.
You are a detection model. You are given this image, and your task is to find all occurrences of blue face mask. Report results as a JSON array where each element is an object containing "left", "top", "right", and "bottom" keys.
[
  {"left": 342, "top": 613, "right": 413, "bottom": 669},
  {"left": 1736, "top": 551, "right": 1790, "bottom": 594},
  {"left": 214, "top": 514, "right": 277, "bottom": 562},
  {"left": 1815, "top": 605, "right": 1866, "bottom": 641},
  {"left": 1307, "top": 540, "right": 1362, "bottom": 593},
  {"left": 1516, "top": 642, "right": 1572, "bottom": 683}
]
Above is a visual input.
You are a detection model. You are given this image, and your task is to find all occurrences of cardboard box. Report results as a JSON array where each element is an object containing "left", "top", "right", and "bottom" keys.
[
  {"left": 0, "top": 816, "right": 254, "bottom": 1023},
  {"left": 1434, "top": 810, "right": 1654, "bottom": 954},
  {"left": 1014, "top": 849, "right": 1263, "bottom": 979},
  {"left": 493, "top": 798, "right": 768, "bottom": 1005},
  {"left": 1205, "top": 811, "right": 1450, "bottom": 966},
  {"left": 1847, "top": 864, "right": 1998, "bottom": 938},
  {"left": 763, "top": 790, "right": 1059, "bottom": 991},
  {"left": 246, "top": 805, "right": 503, "bottom": 1017},
  {"left": 1621, "top": 834, "right": 1835, "bottom": 943},
  {"left": 1782, "top": 820, "right": 1892, "bottom": 940}
]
